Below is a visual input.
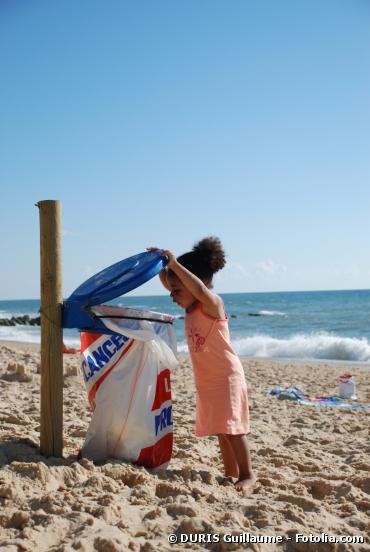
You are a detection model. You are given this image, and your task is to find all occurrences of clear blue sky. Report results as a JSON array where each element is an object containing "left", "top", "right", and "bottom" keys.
[{"left": 1, "top": 0, "right": 369, "bottom": 299}]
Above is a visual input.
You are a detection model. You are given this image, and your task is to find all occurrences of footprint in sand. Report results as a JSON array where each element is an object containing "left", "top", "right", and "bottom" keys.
[
  {"left": 1, "top": 414, "right": 30, "bottom": 425},
  {"left": 276, "top": 492, "right": 320, "bottom": 512},
  {"left": 303, "top": 478, "right": 337, "bottom": 499},
  {"left": 177, "top": 517, "right": 214, "bottom": 535},
  {"left": 155, "top": 482, "right": 190, "bottom": 499},
  {"left": 283, "top": 507, "right": 307, "bottom": 525},
  {"left": 142, "top": 507, "right": 164, "bottom": 520},
  {"left": 356, "top": 498, "right": 370, "bottom": 512},
  {"left": 166, "top": 503, "right": 197, "bottom": 518},
  {"left": 294, "top": 461, "right": 321, "bottom": 473},
  {"left": 350, "top": 476, "right": 370, "bottom": 494}
]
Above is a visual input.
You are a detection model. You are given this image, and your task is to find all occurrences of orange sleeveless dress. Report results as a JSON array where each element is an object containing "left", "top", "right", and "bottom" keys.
[{"left": 185, "top": 302, "right": 250, "bottom": 437}]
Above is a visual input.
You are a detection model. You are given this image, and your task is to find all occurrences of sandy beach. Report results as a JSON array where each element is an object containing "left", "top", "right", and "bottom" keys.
[{"left": 0, "top": 341, "right": 369, "bottom": 552}]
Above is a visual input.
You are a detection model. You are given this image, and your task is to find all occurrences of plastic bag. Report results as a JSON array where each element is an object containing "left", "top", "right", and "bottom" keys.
[{"left": 79, "top": 306, "right": 178, "bottom": 468}]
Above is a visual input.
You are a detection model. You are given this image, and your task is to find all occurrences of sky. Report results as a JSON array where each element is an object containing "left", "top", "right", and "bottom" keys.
[{"left": 0, "top": 0, "right": 369, "bottom": 299}]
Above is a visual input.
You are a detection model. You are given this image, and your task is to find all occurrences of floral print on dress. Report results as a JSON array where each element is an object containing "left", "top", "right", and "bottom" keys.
[{"left": 188, "top": 327, "right": 206, "bottom": 353}]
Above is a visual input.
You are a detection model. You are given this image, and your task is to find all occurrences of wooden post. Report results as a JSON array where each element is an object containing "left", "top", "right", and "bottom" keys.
[{"left": 37, "top": 200, "right": 63, "bottom": 457}]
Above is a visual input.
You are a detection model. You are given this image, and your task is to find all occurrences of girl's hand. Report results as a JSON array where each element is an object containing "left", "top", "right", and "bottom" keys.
[
  {"left": 146, "top": 247, "right": 176, "bottom": 268},
  {"left": 160, "top": 249, "right": 176, "bottom": 268}
]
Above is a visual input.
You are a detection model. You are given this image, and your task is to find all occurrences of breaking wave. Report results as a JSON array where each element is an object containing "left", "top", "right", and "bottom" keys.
[
  {"left": 257, "top": 310, "right": 287, "bottom": 317},
  {"left": 178, "top": 332, "right": 370, "bottom": 361},
  {"left": 232, "top": 333, "right": 370, "bottom": 361}
]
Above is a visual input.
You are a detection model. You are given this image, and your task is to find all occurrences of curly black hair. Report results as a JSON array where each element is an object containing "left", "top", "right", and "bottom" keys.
[{"left": 176, "top": 236, "right": 226, "bottom": 283}]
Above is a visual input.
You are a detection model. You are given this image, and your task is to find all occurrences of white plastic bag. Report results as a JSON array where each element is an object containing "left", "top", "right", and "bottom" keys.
[{"left": 79, "top": 306, "right": 178, "bottom": 468}]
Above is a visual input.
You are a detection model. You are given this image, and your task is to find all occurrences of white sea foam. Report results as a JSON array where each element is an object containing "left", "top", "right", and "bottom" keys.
[
  {"left": 0, "top": 326, "right": 80, "bottom": 347},
  {"left": 177, "top": 342, "right": 189, "bottom": 354},
  {"left": 177, "top": 332, "right": 370, "bottom": 361},
  {"left": 2, "top": 322, "right": 370, "bottom": 362},
  {"left": 0, "top": 326, "right": 41, "bottom": 344},
  {"left": 258, "top": 310, "right": 287, "bottom": 317},
  {"left": 232, "top": 333, "right": 370, "bottom": 361},
  {"left": 0, "top": 309, "right": 40, "bottom": 319}
]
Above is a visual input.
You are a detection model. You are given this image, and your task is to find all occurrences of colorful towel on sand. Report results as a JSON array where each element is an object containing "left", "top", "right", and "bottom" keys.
[{"left": 269, "top": 386, "right": 370, "bottom": 410}]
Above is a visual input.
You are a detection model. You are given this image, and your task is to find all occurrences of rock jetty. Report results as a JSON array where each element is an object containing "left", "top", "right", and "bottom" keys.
[{"left": 0, "top": 315, "right": 40, "bottom": 327}]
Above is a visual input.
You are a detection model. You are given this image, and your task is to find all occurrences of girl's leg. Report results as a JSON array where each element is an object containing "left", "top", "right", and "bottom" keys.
[
  {"left": 218, "top": 434, "right": 239, "bottom": 478},
  {"left": 225, "top": 434, "right": 256, "bottom": 493}
]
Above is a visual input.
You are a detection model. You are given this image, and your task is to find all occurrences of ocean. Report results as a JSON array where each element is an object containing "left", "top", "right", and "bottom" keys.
[{"left": 1, "top": 289, "right": 370, "bottom": 362}]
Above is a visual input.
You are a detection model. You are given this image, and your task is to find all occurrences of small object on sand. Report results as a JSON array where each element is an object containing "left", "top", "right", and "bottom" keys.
[
  {"left": 338, "top": 373, "right": 356, "bottom": 400},
  {"left": 63, "top": 344, "right": 80, "bottom": 354}
]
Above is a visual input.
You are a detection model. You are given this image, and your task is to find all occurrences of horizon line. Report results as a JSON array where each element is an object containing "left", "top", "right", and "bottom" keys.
[{"left": 1, "top": 287, "right": 370, "bottom": 302}]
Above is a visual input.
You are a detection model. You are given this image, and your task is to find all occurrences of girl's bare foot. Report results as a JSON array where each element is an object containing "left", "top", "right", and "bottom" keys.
[
  {"left": 224, "top": 434, "right": 255, "bottom": 494},
  {"left": 235, "top": 472, "right": 257, "bottom": 495}
]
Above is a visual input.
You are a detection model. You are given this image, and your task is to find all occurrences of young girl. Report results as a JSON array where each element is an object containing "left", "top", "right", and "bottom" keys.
[{"left": 150, "top": 237, "right": 256, "bottom": 493}]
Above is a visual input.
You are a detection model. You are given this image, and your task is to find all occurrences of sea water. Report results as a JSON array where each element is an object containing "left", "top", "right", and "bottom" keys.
[{"left": 0, "top": 289, "right": 370, "bottom": 362}]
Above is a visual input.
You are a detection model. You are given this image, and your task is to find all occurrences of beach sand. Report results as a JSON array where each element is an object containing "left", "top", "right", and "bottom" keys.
[{"left": 0, "top": 341, "right": 369, "bottom": 551}]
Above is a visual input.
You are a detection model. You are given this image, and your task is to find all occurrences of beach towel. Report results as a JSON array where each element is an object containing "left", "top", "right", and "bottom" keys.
[{"left": 269, "top": 386, "right": 369, "bottom": 410}]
